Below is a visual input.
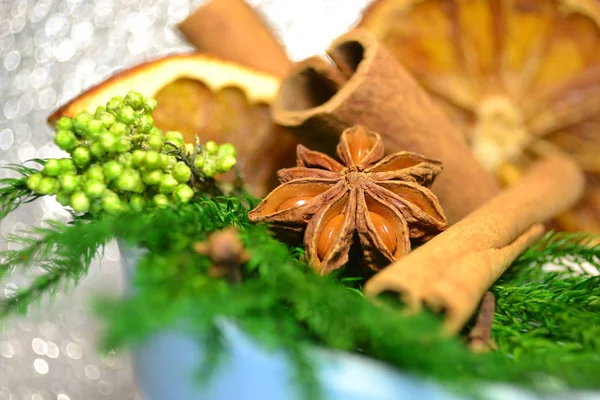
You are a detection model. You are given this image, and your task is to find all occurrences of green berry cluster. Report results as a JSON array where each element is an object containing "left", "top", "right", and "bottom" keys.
[
  {"left": 190, "top": 140, "right": 237, "bottom": 178},
  {"left": 26, "top": 92, "right": 238, "bottom": 215}
]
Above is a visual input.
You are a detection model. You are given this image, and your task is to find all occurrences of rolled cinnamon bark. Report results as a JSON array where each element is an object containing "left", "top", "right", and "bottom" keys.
[
  {"left": 272, "top": 29, "right": 500, "bottom": 225},
  {"left": 363, "top": 155, "right": 586, "bottom": 335},
  {"left": 178, "top": 0, "right": 292, "bottom": 77}
]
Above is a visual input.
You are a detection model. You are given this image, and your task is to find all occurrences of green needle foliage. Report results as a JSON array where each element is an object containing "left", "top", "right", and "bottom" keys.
[
  {"left": 1, "top": 193, "right": 599, "bottom": 399},
  {"left": 0, "top": 160, "right": 45, "bottom": 221}
]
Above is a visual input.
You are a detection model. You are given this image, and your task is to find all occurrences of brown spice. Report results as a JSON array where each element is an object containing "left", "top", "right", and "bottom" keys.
[
  {"left": 358, "top": 0, "right": 600, "bottom": 234},
  {"left": 248, "top": 125, "right": 447, "bottom": 275},
  {"left": 178, "top": 0, "right": 291, "bottom": 77},
  {"left": 468, "top": 292, "right": 498, "bottom": 353},
  {"left": 272, "top": 29, "right": 500, "bottom": 225},
  {"left": 364, "top": 155, "right": 585, "bottom": 334},
  {"left": 193, "top": 227, "right": 251, "bottom": 284}
]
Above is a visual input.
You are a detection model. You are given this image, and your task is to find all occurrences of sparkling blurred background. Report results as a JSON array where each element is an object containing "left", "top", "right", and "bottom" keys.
[{"left": 0, "top": 0, "right": 371, "bottom": 398}]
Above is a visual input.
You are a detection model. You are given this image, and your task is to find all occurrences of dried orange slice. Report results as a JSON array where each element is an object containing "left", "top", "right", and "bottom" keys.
[
  {"left": 49, "top": 53, "right": 297, "bottom": 196},
  {"left": 359, "top": 0, "right": 600, "bottom": 232}
]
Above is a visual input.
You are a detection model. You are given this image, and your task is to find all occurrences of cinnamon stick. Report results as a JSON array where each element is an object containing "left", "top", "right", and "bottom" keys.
[
  {"left": 178, "top": 0, "right": 292, "bottom": 77},
  {"left": 272, "top": 29, "right": 500, "bottom": 225},
  {"left": 363, "top": 155, "right": 585, "bottom": 335}
]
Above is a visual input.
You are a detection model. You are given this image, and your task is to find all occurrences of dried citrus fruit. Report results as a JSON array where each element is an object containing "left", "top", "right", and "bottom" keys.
[
  {"left": 359, "top": 0, "right": 600, "bottom": 232},
  {"left": 49, "top": 54, "right": 297, "bottom": 196}
]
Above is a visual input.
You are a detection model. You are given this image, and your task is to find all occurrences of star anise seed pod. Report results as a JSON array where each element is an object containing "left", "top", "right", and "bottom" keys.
[
  {"left": 248, "top": 125, "right": 447, "bottom": 275},
  {"left": 193, "top": 227, "right": 251, "bottom": 284}
]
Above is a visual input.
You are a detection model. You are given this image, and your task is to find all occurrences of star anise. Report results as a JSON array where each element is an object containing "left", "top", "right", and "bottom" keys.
[
  {"left": 193, "top": 227, "right": 251, "bottom": 284},
  {"left": 248, "top": 125, "right": 447, "bottom": 275}
]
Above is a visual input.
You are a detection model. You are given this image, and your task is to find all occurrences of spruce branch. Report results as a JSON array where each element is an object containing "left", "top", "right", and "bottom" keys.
[
  {"left": 0, "top": 160, "right": 45, "bottom": 222},
  {"left": 0, "top": 217, "right": 115, "bottom": 315}
]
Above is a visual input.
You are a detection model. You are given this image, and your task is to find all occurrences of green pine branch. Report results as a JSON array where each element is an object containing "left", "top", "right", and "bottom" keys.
[
  {"left": 1, "top": 194, "right": 600, "bottom": 398},
  {"left": 0, "top": 159, "right": 45, "bottom": 222}
]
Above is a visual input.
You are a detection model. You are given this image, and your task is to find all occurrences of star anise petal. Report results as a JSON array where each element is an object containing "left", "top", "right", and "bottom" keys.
[
  {"left": 372, "top": 180, "right": 448, "bottom": 239},
  {"left": 277, "top": 167, "right": 341, "bottom": 183},
  {"left": 297, "top": 144, "right": 344, "bottom": 172},
  {"left": 248, "top": 125, "right": 447, "bottom": 275},
  {"left": 366, "top": 152, "right": 443, "bottom": 186},
  {"left": 357, "top": 187, "right": 411, "bottom": 271},
  {"left": 305, "top": 188, "right": 356, "bottom": 275},
  {"left": 336, "top": 125, "right": 385, "bottom": 169},
  {"left": 248, "top": 179, "right": 342, "bottom": 231}
]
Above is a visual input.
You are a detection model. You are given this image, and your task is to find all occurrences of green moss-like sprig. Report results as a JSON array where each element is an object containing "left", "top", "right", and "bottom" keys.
[{"left": 2, "top": 195, "right": 600, "bottom": 399}]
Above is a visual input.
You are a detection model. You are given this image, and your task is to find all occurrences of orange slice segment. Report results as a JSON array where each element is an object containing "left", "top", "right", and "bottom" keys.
[
  {"left": 360, "top": 0, "right": 600, "bottom": 233},
  {"left": 49, "top": 53, "right": 297, "bottom": 196}
]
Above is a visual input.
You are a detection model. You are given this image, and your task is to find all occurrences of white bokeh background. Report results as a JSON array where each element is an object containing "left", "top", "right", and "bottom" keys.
[{"left": 0, "top": 0, "right": 372, "bottom": 398}]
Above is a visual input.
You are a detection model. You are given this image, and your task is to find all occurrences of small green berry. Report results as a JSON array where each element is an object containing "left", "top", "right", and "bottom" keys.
[
  {"left": 42, "top": 159, "right": 61, "bottom": 177},
  {"left": 165, "top": 131, "right": 184, "bottom": 142},
  {"left": 159, "top": 174, "right": 178, "bottom": 194},
  {"left": 26, "top": 173, "right": 43, "bottom": 191},
  {"left": 97, "top": 112, "right": 116, "bottom": 129},
  {"left": 100, "top": 132, "right": 117, "bottom": 152},
  {"left": 172, "top": 184, "right": 194, "bottom": 203},
  {"left": 117, "top": 106, "right": 136, "bottom": 125},
  {"left": 106, "top": 96, "right": 124, "bottom": 113},
  {"left": 58, "top": 173, "right": 80, "bottom": 193},
  {"left": 194, "top": 155, "right": 206, "bottom": 169},
  {"left": 148, "top": 127, "right": 162, "bottom": 136},
  {"left": 118, "top": 153, "right": 133, "bottom": 169},
  {"left": 103, "top": 161, "right": 123, "bottom": 181},
  {"left": 124, "top": 91, "right": 144, "bottom": 110},
  {"left": 72, "top": 147, "right": 91, "bottom": 167},
  {"left": 184, "top": 143, "right": 195, "bottom": 156},
  {"left": 71, "top": 191, "right": 90, "bottom": 212},
  {"left": 116, "top": 170, "right": 140, "bottom": 192},
  {"left": 86, "top": 119, "right": 105, "bottom": 140},
  {"left": 102, "top": 189, "right": 118, "bottom": 199},
  {"left": 90, "top": 141, "right": 107, "bottom": 158},
  {"left": 145, "top": 134, "right": 163, "bottom": 150},
  {"left": 110, "top": 121, "right": 129, "bottom": 136},
  {"left": 72, "top": 111, "right": 93, "bottom": 134},
  {"left": 217, "top": 154, "right": 237, "bottom": 173},
  {"left": 102, "top": 196, "right": 123, "bottom": 214},
  {"left": 58, "top": 158, "right": 77, "bottom": 174},
  {"left": 143, "top": 98, "right": 157, "bottom": 113},
  {"left": 201, "top": 158, "right": 217, "bottom": 177},
  {"left": 84, "top": 180, "right": 106, "bottom": 198},
  {"left": 133, "top": 180, "right": 145, "bottom": 194},
  {"left": 173, "top": 162, "right": 192, "bottom": 183},
  {"left": 115, "top": 136, "right": 132, "bottom": 153},
  {"left": 55, "top": 117, "right": 73, "bottom": 131},
  {"left": 204, "top": 141, "right": 218, "bottom": 155},
  {"left": 37, "top": 177, "right": 59, "bottom": 195},
  {"left": 55, "top": 191, "right": 72, "bottom": 207},
  {"left": 153, "top": 193, "right": 169, "bottom": 207},
  {"left": 142, "top": 170, "right": 162, "bottom": 186},
  {"left": 94, "top": 106, "right": 106, "bottom": 118},
  {"left": 160, "top": 154, "right": 177, "bottom": 170},
  {"left": 54, "top": 130, "right": 78, "bottom": 151},
  {"left": 218, "top": 143, "right": 236, "bottom": 157},
  {"left": 86, "top": 165, "right": 105, "bottom": 182},
  {"left": 144, "top": 150, "right": 161, "bottom": 170},
  {"left": 129, "top": 194, "right": 145, "bottom": 211},
  {"left": 131, "top": 150, "right": 146, "bottom": 167},
  {"left": 90, "top": 200, "right": 103, "bottom": 215},
  {"left": 135, "top": 114, "right": 153, "bottom": 133}
]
